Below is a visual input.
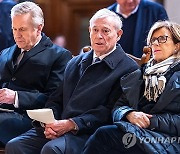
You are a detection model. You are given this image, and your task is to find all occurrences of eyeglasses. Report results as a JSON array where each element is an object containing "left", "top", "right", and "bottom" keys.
[{"left": 150, "top": 35, "right": 171, "bottom": 45}]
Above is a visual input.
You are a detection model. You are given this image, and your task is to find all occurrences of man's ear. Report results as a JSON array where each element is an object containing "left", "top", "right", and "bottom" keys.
[
  {"left": 117, "top": 29, "right": 123, "bottom": 41},
  {"left": 37, "top": 24, "right": 43, "bottom": 35},
  {"left": 89, "top": 27, "right": 92, "bottom": 40},
  {"left": 89, "top": 26, "right": 91, "bottom": 33}
]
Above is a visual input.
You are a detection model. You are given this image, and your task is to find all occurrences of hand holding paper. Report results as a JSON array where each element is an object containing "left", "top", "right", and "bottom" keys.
[{"left": 27, "top": 108, "right": 55, "bottom": 124}]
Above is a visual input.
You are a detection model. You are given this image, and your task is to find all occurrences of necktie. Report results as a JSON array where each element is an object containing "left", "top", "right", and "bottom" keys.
[
  {"left": 94, "top": 57, "right": 101, "bottom": 63},
  {"left": 14, "top": 51, "right": 26, "bottom": 69}
]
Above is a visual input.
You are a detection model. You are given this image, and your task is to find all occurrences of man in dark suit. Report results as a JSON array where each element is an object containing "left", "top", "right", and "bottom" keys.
[
  {"left": 0, "top": 1, "right": 72, "bottom": 146},
  {"left": 108, "top": 0, "right": 168, "bottom": 58},
  {"left": 6, "top": 8, "right": 139, "bottom": 154}
]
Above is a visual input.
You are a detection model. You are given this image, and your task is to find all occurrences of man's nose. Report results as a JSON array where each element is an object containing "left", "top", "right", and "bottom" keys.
[
  {"left": 127, "top": 0, "right": 134, "bottom": 3},
  {"left": 14, "top": 30, "right": 22, "bottom": 37},
  {"left": 96, "top": 32, "right": 103, "bottom": 38}
]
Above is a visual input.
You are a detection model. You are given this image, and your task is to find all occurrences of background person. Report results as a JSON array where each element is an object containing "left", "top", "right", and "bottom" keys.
[
  {"left": 53, "top": 35, "right": 67, "bottom": 48},
  {"left": 83, "top": 20, "right": 180, "bottom": 154},
  {"left": 108, "top": 0, "right": 168, "bottom": 58},
  {"left": 0, "top": 1, "right": 72, "bottom": 146},
  {"left": 5, "top": 8, "right": 139, "bottom": 154},
  {"left": 0, "top": 0, "right": 16, "bottom": 51}
]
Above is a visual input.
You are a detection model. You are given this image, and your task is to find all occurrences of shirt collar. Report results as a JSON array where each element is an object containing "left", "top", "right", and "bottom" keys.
[
  {"left": 93, "top": 45, "right": 116, "bottom": 61},
  {"left": 116, "top": 4, "right": 139, "bottom": 18}
]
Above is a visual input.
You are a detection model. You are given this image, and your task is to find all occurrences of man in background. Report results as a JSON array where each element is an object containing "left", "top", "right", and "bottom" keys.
[
  {"left": 0, "top": 0, "right": 16, "bottom": 51},
  {"left": 53, "top": 35, "right": 67, "bottom": 48},
  {"left": 108, "top": 0, "right": 168, "bottom": 57}
]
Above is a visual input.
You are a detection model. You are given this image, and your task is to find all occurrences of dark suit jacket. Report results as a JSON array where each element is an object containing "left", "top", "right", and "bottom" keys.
[
  {"left": 45, "top": 45, "right": 139, "bottom": 154},
  {"left": 0, "top": 33, "right": 72, "bottom": 112},
  {"left": 108, "top": 0, "right": 168, "bottom": 57}
]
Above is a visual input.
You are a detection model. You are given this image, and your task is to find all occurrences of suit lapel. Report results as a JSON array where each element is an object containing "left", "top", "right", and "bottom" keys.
[
  {"left": 18, "top": 44, "right": 45, "bottom": 68},
  {"left": 7, "top": 45, "right": 18, "bottom": 72},
  {"left": 78, "top": 51, "right": 93, "bottom": 76},
  {"left": 78, "top": 45, "right": 125, "bottom": 76},
  {"left": 17, "top": 33, "right": 52, "bottom": 69},
  {"left": 103, "top": 45, "right": 125, "bottom": 70}
]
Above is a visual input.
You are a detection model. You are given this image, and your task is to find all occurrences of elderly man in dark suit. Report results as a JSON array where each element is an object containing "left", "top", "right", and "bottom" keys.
[
  {"left": 0, "top": 1, "right": 72, "bottom": 146},
  {"left": 6, "top": 8, "right": 139, "bottom": 154}
]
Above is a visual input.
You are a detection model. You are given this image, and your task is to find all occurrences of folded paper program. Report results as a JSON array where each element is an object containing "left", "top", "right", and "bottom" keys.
[{"left": 27, "top": 108, "right": 55, "bottom": 124}]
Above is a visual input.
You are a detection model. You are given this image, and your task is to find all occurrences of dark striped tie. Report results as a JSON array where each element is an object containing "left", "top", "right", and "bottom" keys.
[
  {"left": 14, "top": 50, "right": 27, "bottom": 69},
  {"left": 94, "top": 57, "right": 101, "bottom": 63}
]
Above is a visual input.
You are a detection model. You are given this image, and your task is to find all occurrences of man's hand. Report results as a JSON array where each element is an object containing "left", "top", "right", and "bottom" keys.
[
  {"left": 126, "top": 111, "right": 152, "bottom": 128},
  {"left": 0, "top": 88, "right": 16, "bottom": 104},
  {"left": 44, "top": 119, "right": 75, "bottom": 139}
]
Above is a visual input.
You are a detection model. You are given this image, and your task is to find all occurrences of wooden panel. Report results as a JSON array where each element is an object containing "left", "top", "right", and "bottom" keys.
[
  {"left": 0, "top": 148, "right": 5, "bottom": 154},
  {"left": 35, "top": 0, "right": 116, "bottom": 55}
]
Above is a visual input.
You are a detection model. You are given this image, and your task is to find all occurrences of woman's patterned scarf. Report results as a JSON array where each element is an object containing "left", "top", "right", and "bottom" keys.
[{"left": 143, "top": 55, "right": 179, "bottom": 102}]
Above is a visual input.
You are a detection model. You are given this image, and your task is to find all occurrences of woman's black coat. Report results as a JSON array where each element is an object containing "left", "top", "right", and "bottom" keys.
[{"left": 113, "top": 63, "right": 180, "bottom": 153}]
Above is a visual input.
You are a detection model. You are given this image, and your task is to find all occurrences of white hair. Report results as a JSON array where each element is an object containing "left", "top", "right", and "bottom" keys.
[
  {"left": 11, "top": 1, "right": 44, "bottom": 27},
  {"left": 89, "top": 8, "right": 122, "bottom": 31}
]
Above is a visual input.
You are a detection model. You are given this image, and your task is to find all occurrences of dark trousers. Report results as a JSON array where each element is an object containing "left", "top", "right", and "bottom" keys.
[
  {"left": 83, "top": 125, "right": 144, "bottom": 154},
  {"left": 5, "top": 128, "right": 66, "bottom": 154},
  {"left": 0, "top": 112, "right": 32, "bottom": 145}
]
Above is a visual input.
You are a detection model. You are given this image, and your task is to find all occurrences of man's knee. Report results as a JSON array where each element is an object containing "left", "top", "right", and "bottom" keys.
[
  {"left": 85, "top": 127, "right": 108, "bottom": 146},
  {"left": 41, "top": 141, "right": 64, "bottom": 154},
  {"left": 5, "top": 138, "right": 19, "bottom": 154},
  {"left": 93, "top": 125, "right": 116, "bottom": 139}
]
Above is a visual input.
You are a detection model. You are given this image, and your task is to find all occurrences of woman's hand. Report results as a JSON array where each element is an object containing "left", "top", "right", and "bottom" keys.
[{"left": 126, "top": 111, "right": 152, "bottom": 128}]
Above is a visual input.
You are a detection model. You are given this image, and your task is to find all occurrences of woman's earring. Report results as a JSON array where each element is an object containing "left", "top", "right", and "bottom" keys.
[
  {"left": 175, "top": 43, "right": 180, "bottom": 54},
  {"left": 174, "top": 49, "right": 177, "bottom": 54}
]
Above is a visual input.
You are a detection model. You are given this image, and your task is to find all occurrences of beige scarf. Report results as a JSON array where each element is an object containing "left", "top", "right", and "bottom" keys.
[{"left": 143, "top": 55, "right": 179, "bottom": 102}]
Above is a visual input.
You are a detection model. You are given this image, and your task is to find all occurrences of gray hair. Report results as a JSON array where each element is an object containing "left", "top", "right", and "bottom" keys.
[
  {"left": 11, "top": 1, "right": 44, "bottom": 27},
  {"left": 147, "top": 20, "right": 180, "bottom": 46},
  {"left": 89, "top": 8, "right": 122, "bottom": 31}
]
